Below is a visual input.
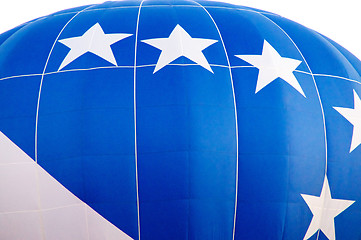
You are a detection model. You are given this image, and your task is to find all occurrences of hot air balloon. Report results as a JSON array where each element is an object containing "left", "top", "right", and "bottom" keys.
[{"left": 1, "top": 1, "right": 361, "bottom": 239}]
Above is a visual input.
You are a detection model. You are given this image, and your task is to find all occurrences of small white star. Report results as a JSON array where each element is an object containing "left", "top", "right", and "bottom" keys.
[
  {"left": 58, "top": 23, "right": 132, "bottom": 70},
  {"left": 301, "top": 176, "right": 354, "bottom": 240},
  {"left": 235, "top": 40, "right": 305, "bottom": 97},
  {"left": 141, "top": 24, "right": 218, "bottom": 73},
  {"left": 334, "top": 90, "right": 361, "bottom": 153}
]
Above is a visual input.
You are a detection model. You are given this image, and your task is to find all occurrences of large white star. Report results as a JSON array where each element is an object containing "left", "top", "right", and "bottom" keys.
[
  {"left": 141, "top": 24, "right": 218, "bottom": 73},
  {"left": 334, "top": 90, "right": 361, "bottom": 152},
  {"left": 235, "top": 40, "right": 305, "bottom": 97},
  {"left": 301, "top": 176, "right": 354, "bottom": 240},
  {"left": 58, "top": 23, "right": 132, "bottom": 70}
]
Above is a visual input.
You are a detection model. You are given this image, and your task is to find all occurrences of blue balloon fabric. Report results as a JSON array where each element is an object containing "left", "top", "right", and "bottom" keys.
[{"left": 1, "top": 1, "right": 361, "bottom": 239}]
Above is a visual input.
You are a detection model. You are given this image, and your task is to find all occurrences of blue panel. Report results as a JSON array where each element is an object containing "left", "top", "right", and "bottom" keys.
[
  {"left": 141, "top": 200, "right": 189, "bottom": 240},
  {"left": 37, "top": 68, "right": 138, "bottom": 239},
  {"left": 143, "top": 0, "right": 198, "bottom": 6},
  {"left": 89, "top": 0, "right": 141, "bottom": 10},
  {"left": 0, "top": 13, "right": 77, "bottom": 78},
  {"left": 84, "top": 155, "right": 138, "bottom": 238},
  {"left": 323, "top": 36, "right": 361, "bottom": 80},
  {"left": 0, "top": 76, "right": 40, "bottom": 158},
  {"left": 136, "top": 5, "right": 237, "bottom": 237},
  {"left": 0, "top": 24, "right": 26, "bottom": 46},
  {"left": 189, "top": 199, "right": 234, "bottom": 239}
]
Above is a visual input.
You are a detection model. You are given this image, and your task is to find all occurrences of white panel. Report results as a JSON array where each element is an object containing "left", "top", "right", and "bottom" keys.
[
  {"left": 86, "top": 205, "right": 133, "bottom": 240},
  {"left": 42, "top": 205, "right": 88, "bottom": 240},
  {"left": 0, "top": 132, "right": 32, "bottom": 164},
  {"left": 0, "top": 163, "right": 39, "bottom": 213},
  {"left": 0, "top": 211, "right": 44, "bottom": 240}
]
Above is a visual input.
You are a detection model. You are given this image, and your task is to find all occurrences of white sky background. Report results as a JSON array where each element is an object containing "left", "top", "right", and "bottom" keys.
[{"left": 0, "top": 0, "right": 360, "bottom": 60}]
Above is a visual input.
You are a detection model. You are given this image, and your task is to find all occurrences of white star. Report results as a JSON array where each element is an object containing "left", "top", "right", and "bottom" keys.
[
  {"left": 334, "top": 90, "right": 361, "bottom": 152},
  {"left": 235, "top": 40, "right": 305, "bottom": 97},
  {"left": 58, "top": 23, "right": 132, "bottom": 70},
  {"left": 141, "top": 24, "right": 218, "bottom": 73},
  {"left": 301, "top": 176, "right": 354, "bottom": 240}
]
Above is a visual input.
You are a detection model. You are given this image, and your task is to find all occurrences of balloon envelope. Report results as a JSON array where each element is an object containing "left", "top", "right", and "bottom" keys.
[{"left": 1, "top": 1, "right": 361, "bottom": 239}]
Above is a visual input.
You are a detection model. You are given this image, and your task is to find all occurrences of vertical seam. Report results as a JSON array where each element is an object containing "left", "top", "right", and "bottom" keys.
[
  {"left": 133, "top": 1, "right": 146, "bottom": 239},
  {"left": 189, "top": 1, "right": 239, "bottom": 240}
]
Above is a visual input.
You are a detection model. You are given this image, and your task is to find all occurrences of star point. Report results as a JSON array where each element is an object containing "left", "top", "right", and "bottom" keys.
[
  {"left": 58, "top": 23, "right": 132, "bottom": 70},
  {"left": 301, "top": 176, "right": 354, "bottom": 240},
  {"left": 333, "top": 89, "right": 361, "bottom": 152},
  {"left": 235, "top": 40, "right": 305, "bottom": 97},
  {"left": 141, "top": 24, "right": 217, "bottom": 73}
]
